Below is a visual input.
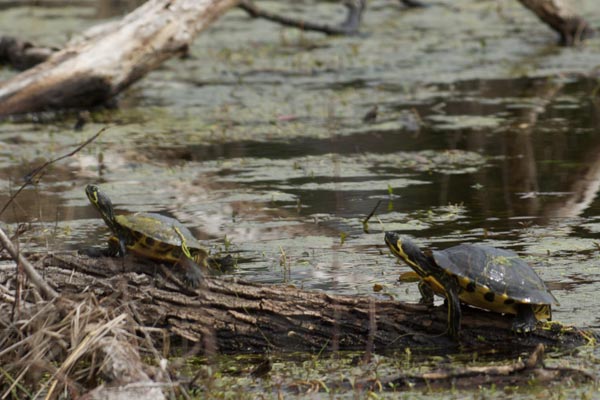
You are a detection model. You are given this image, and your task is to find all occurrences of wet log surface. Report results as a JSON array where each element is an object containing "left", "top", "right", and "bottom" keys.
[{"left": 25, "top": 253, "right": 591, "bottom": 354}]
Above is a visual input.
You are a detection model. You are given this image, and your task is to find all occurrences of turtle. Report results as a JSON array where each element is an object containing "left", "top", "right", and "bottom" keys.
[
  {"left": 384, "top": 231, "right": 558, "bottom": 339},
  {"left": 85, "top": 184, "right": 208, "bottom": 287}
]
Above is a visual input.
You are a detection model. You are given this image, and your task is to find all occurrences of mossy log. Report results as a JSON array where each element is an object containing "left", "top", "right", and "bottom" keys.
[{"left": 20, "top": 253, "right": 590, "bottom": 354}]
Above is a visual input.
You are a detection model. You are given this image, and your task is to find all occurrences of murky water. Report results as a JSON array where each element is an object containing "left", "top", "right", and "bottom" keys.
[{"left": 2, "top": 0, "right": 600, "bottom": 397}]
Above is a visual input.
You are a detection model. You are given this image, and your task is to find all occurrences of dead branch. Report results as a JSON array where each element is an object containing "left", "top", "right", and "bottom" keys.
[
  {"left": 0, "top": 127, "right": 106, "bottom": 218},
  {"left": 0, "top": 228, "right": 58, "bottom": 301},
  {"left": 0, "top": 254, "right": 593, "bottom": 397},
  {"left": 0, "top": 36, "right": 56, "bottom": 70},
  {"left": 517, "top": 0, "right": 594, "bottom": 45},
  {"left": 0, "top": 128, "right": 105, "bottom": 301},
  {"left": 239, "top": 0, "right": 365, "bottom": 35},
  {"left": 398, "top": 0, "right": 427, "bottom": 7},
  {"left": 0, "top": 0, "right": 594, "bottom": 118}
]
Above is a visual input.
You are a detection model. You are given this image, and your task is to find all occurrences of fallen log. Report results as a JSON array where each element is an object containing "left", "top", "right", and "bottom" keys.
[
  {"left": 0, "top": 253, "right": 594, "bottom": 396},
  {"left": 0, "top": 0, "right": 240, "bottom": 116},
  {"left": 17, "top": 253, "right": 591, "bottom": 354}
]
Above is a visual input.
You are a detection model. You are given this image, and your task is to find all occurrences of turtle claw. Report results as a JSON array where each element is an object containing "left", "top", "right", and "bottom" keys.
[
  {"left": 418, "top": 280, "right": 435, "bottom": 307},
  {"left": 184, "top": 269, "right": 203, "bottom": 288},
  {"left": 209, "top": 254, "right": 235, "bottom": 270},
  {"left": 512, "top": 317, "right": 537, "bottom": 333},
  {"left": 78, "top": 247, "right": 106, "bottom": 258},
  {"left": 512, "top": 304, "right": 538, "bottom": 333},
  {"left": 179, "top": 257, "right": 204, "bottom": 288},
  {"left": 513, "top": 322, "right": 537, "bottom": 334},
  {"left": 79, "top": 246, "right": 120, "bottom": 258}
]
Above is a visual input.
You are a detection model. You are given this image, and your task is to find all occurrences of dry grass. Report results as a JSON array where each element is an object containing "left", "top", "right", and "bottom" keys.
[{"left": 0, "top": 291, "right": 170, "bottom": 399}]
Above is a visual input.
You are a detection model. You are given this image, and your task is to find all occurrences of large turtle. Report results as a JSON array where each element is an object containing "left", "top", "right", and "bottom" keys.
[
  {"left": 85, "top": 184, "right": 208, "bottom": 287},
  {"left": 384, "top": 232, "right": 558, "bottom": 339}
]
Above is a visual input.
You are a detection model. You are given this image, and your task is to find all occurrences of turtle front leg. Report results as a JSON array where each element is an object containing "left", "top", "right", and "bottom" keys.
[
  {"left": 177, "top": 256, "right": 204, "bottom": 288},
  {"left": 80, "top": 237, "right": 126, "bottom": 258},
  {"left": 418, "top": 280, "right": 435, "bottom": 306},
  {"left": 419, "top": 278, "right": 460, "bottom": 339},
  {"left": 512, "top": 304, "right": 538, "bottom": 333},
  {"left": 436, "top": 275, "right": 461, "bottom": 340},
  {"left": 444, "top": 288, "right": 461, "bottom": 340},
  {"left": 105, "top": 236, "right": 127, "bottom": 257},
  {"left": 117, "top": 237, "right": 127, "bottom": 257}
]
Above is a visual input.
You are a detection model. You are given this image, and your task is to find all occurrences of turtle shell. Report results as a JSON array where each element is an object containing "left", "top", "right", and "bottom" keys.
[
  {"left": 116, "top": 213, "right": 201, "bottom": 247},
  {"left": 113, "top": 212, "right": 207, "bottom": 264},
  {"left": 430, "top": 244, "right": 558, "bottom": 315}
]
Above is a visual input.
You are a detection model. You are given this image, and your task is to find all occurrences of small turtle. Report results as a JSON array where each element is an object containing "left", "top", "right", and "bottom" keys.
[
  {"left": 384, "top": 232, "right": 558, "bottom": 339},
  {"left": 85, "top": 184, "right": 208, "bottom": 287}
]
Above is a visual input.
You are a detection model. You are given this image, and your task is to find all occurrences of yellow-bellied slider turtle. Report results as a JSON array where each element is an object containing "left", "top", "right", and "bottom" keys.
[
  {"left": 384, "top": 232, "right": 558, "bottom": 339},
  {"left": 85, "top": 184, "right": 208, "bottom": 287}
]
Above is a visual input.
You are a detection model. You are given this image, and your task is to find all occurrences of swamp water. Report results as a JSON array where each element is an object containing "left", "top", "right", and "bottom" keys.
[{"left": 2, "top": 0, "right": 600, "bottom": 398}]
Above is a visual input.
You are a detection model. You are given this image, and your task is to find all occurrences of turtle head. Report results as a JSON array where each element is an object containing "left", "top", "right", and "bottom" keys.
[
  {"left": 384, "top": 232, "right": 432, "bottom": 277},
  {"left": 85, "top": 184, "right": 119, "bottom": 233}
]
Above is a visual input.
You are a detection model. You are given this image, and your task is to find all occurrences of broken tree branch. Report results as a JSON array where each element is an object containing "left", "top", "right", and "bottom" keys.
[
  {"left": 238, "top": 0, "right": 366, "bottom": 36},
  {"left": 0, "top": 35, "right": 56, "bottom": 70},
  {"left": 398, "top": 0, "right": 428, "bottom": 8},
  {"left": 0, "top": 0, "right": 240, "bottom": 116},
  {"left": 0, "top": 228, "right": 58, "bottom": 301},
  {"left": 517, "top": 0, "right": 594, "bottom": 45}
]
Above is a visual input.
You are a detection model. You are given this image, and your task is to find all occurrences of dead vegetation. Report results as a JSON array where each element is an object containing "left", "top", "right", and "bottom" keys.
[{"left": 0, "top": 294, "right": 166, "bottom": 399}]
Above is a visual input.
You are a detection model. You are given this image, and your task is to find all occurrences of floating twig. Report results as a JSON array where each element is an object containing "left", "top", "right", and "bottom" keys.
[{"left": 362, "top": 200, "right": 382, "bottom": 233}]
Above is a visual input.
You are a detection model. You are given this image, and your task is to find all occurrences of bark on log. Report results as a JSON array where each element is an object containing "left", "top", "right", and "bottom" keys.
[
  {"left": 517, "top": 0, "right": 594, "bottom": 45},
  {"left": 17, "top": 253, "right": 590, "bottom": 354},
  {"left": 0, "top": 0, "right": 240, "bottom": 117}
]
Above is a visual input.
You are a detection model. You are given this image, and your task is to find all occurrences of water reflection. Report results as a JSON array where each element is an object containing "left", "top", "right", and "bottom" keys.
[
  {"left": 2, "top": 76, "right": 600, "bottom": 246},
  {"left": 128, "top": 77, "right": 600, "bottom": 237}
]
